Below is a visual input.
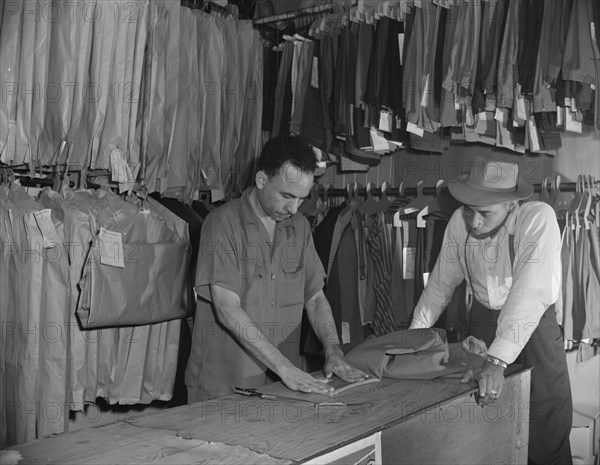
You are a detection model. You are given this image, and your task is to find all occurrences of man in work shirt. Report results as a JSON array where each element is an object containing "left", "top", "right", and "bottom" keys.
[
  {"left": 410, "top": 157, "right": 572, "bottom": 465},
  {"left": 185, "top": 135, "right": 368, "bottom": 402}
]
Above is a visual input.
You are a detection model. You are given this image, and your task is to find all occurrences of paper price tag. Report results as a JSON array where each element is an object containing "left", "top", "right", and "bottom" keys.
[
  {"left": 311, "top": 56, "right": 319, "bottom": 89},
  {"left": 98, "top": 227, "right": 125, "bottom": 268},
  {"left": 403, "top": 247, "right": 416, "bottom": 280},
  {"left": 33, "top": 209, "right": 59, "bottom": 248},
  {"left": 379, "top": 110, "right": 392, "bottom": 132},
  {"left": 341, "top": 322, "right": 351, "bottom": 344},
  {"left": 398, "top": 33, "right": 405, "bottom": 66},
  {"left": 406, "top": 122, "right": 425, "bottom": 137},
  {"left": 423, "top": 272, "right": 430, "bottom": 287},
  {"left": 494, "top": 108, "right": 506, "bottom": 123},
  {"left": 211, "top": 188, "right": 226, "bottom": 203},
  {"left": 110, "top": 148, "right": 134, "bottom": 183},
  {"left": 516, "top": 95, "right": 527, "bottom": 121}
]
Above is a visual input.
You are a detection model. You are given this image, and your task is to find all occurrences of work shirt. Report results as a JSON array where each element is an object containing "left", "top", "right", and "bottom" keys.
[
  {"left": 185, "top": 188, "right": 326, "bottom": 399},
  {"left": 410, "top": 202, "right": 561, "bottom": 365}
]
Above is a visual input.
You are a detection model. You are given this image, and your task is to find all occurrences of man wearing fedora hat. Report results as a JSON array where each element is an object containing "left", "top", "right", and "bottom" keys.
[{"left": 410, "top": 157, "right": 572, "bottom": 465}]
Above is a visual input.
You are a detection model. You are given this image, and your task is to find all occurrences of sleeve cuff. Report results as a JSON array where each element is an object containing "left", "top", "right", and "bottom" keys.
[{"left": 487, "top": 339, "right": 523, "bottom": 365}]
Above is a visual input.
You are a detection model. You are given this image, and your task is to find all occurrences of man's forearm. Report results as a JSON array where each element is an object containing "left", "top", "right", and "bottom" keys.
[{"left": 305, "top": 291, "right": 343, "bottom": 355}]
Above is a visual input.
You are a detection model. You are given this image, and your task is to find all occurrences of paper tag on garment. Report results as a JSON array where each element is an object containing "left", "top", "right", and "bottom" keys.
[
  {"left": 565, "top": 110, "right": 582, "bottom": 134},
  {"left": 341, "top": 322, "right": 351, "bottom": 344},
  {"left": 379, "top": 110, "right": 392, "bottom": 132},
  {"left": 398, "top": 33, "right": 405, "bottom": 66},
  {"left": 98, "top": 227, "right": 125, "bottom": 268},
  {"left": 556, "top": 106, "right": 564, "bottom": 127},
  {"left": 528, "top": 116, "right": 541, "bottom": 152},
  {"left": 110, "top": 148, "right": 134, "bottom": 183},
  {"left": 403, "top": 247, "right": 416, "bottom": 280},
  {"left": 33, "top": 209, "right": 59, "bottom": 248},
  {"left": 494, "top": 107, "right": 506, "bottom": 123},
  {"left": 211, "top": 188, "right": 226, "bottom": 203},
  {"left": 516, "top": 95, "right": 527, "bottom": 122},
  {"left": 406, "top": 122, "right": 425, "bottom": 137},
  {"left": 370, "top": 128, "right": 390, "bottom": 152},
  {"left": 26, "top": 187, "right": 44, "bottom": 200},
  {"left": 311, "top": 56, "right": 319, "bottom": 89},
  {"left": 423, "top": 272, "right": 430, "bottom": 287}
]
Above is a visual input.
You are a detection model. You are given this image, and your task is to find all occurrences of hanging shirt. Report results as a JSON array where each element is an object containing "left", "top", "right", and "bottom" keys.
[
  {"left": 185, "top": 188, "right": 326, "bottom": 399},
  {"left": 410, "top": 202, "right": 561, "bottom": 365}
]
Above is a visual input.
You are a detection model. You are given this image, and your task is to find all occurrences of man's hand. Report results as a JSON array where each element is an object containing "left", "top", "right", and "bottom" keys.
[
  {"left": 461, "top": 360, "right": 505, "bottom": 407},
  {"left": 278, "top": 363, "right": 334, "bottom": 394},
  {"left": 323, "top": 344, "right": 369, "bottom": 383}
]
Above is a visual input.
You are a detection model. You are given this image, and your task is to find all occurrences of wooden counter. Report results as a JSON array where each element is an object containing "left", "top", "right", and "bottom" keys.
[{"left": 6, "top": 366, "right": 530, "bottom": 465}]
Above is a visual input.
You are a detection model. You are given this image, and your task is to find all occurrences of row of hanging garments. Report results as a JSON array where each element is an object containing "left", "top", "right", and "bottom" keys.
[
  {"left": 552, "top": 175, "right": 600, "bottom": 343},
  {"left": 300, "top": 180, "right": 464, "bottom": 358},
  {"left": 262, "top": 0, "right": 600, "bottom": 163},
  {"left": 0, "top": 0, "right": 263, "bottom": 200},
  {"left": 0, "top": 174, "right": 193, "bottom": 448}
]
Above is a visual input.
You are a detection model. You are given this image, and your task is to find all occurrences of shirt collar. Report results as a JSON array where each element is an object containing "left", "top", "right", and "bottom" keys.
[{"left": 240, "top": 187, "right": 297, "bottom": 231}]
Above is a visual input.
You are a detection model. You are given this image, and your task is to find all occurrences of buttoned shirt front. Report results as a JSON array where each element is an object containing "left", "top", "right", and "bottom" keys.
[
  {"left": 185, "top": 188, "right": 326, "bottom": 398},
  {"left": 410, "top": 202, "right": 561, "bottom": 364}
]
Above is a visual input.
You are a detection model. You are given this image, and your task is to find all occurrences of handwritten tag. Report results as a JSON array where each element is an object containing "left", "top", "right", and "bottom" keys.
[
  {"left": 98, "top": 227, "right": 125, "bottom": 268},
  {"left": 33, "top": 209, "right": 59, "bottom": 248}
]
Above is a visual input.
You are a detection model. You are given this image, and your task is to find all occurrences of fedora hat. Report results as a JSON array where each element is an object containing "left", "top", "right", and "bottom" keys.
[{"left": 448, "top": 157, "right": 534, "bottom": 206}]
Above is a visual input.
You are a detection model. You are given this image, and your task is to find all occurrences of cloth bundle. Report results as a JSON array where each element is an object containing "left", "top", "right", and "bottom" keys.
[{"left": 345, "top": 328, "right": 465, "bottom": 380}]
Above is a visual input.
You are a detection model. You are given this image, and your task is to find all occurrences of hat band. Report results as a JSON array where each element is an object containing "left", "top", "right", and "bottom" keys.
[{"left": 464, "top": 179, "right": 518, "bottom": 193}]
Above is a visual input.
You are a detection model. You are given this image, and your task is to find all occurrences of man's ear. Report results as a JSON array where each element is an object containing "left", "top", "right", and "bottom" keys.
[{"left": 255, "top": 170, "right": 268, "bottom": 190}]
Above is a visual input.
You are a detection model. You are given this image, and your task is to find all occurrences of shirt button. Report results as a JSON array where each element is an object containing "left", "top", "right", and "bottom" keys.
[
  {"left": 271, "top": 300, "right": 275, "bottom": 307},
  {"left": 271, "top": 274, "right": 275, "bottom": 280}
]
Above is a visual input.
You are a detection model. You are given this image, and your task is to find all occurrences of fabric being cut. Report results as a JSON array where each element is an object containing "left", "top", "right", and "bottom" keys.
[{"left": 345, "top": 328, "right": 464, "bottom": 380}]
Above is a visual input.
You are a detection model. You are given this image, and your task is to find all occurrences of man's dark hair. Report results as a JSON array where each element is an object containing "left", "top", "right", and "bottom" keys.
[{"left": 257, "top": 135, "right": 317, "bottom": 178}]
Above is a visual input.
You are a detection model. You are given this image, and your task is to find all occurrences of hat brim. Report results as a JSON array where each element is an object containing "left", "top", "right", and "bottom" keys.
[{"left": 448, "top": 174, "right": 534, "bottom": 206}]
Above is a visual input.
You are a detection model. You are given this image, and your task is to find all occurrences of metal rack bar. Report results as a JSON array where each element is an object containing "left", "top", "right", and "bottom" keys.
[{"left": 253, "top": 2, "right": 335, "bottom": 25}]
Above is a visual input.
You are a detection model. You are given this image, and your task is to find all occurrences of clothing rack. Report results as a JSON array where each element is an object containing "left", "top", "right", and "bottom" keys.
[
  {"left": 253, "top": 2, "right": 335, "bottom": 25},
  {"left": 181, "top": 0, "right": 232, "bottom": 16},
  {"left": 320, "top": 181, "right": 599, "bottom": 198}
]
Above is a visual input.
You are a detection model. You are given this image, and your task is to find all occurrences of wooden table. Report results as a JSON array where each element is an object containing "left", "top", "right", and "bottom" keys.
[{"left": 7, "top": 365, "right": 530, "bottom": 465}]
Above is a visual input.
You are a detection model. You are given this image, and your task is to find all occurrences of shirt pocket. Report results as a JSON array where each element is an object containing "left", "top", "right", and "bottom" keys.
[
  {"left": 487, "top": 276, "right": 513, "bottom": 309},
  {"left": 240, "top": 262, "right": 263, "bottom": 309},
  {"left": 280, "top": 261, "right": 305, "bottom": 308}
]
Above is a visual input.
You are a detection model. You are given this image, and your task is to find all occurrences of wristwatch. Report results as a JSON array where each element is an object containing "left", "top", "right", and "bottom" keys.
[{"left": 483, "top": 354, "right": 508, "bottom": 369}]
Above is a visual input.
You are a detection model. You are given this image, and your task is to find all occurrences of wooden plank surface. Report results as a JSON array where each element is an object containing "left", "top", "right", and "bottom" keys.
[
  {"left": 130, "top": 371, "right": 526, "bottom": 462},
  {"left": 8, "top": 367, "right": 530, "bottom": 465},
  {"left": 7, "top": 421, "right": 291, "bottom": 465}
]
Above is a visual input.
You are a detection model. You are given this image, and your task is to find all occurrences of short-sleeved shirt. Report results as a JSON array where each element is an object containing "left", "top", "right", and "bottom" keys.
[{"left": 185, "top": 188, "right": 326, "bottom": 398}]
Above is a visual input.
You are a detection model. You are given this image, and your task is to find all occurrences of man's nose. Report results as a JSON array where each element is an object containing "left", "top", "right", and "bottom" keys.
[
  {"left": 469, "top": 213, "right": 483, "bottom": 229},
  {"left": 286, "top": 198, "right": 300, "bottom": 215}
]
